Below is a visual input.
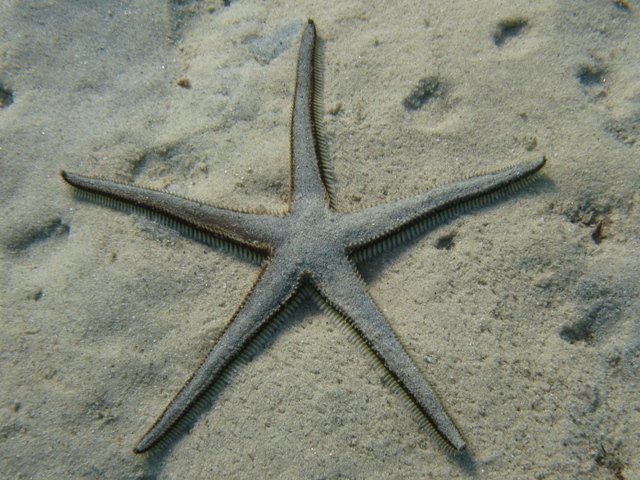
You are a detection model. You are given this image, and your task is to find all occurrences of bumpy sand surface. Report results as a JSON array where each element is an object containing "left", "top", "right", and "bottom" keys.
[{"left": 1, "top": 1, "right": 638, "bottom": 478}]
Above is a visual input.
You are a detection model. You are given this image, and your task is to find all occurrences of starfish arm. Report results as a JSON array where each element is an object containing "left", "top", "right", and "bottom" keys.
[
  {"left": 61, "top": 171, "right": 283, "bottom": 248},
  {"left": 311, "top": 257, "right": 466, "bottom": 452},
  {"left": 289, "top": 19, "right": 331, "bottom": 209},
  {"left": 340, "top": 157, "right": 545, "bottom": 249},
  {"left": 134, "top": 256, "right": 302, "bottom": 453}
]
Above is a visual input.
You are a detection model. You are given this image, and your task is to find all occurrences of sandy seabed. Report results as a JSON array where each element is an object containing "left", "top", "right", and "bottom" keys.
[{"left": 1, "top": 1, "right": 639, "bottom": 478}]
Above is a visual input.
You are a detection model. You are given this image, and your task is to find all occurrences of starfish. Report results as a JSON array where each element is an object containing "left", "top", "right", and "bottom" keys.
[{"left": 62, "top": 19, "right": 545, "bottom": 454}]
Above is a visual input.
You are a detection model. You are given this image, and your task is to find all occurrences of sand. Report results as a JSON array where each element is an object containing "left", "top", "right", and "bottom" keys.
[{"left": 1, "top": 0, "right": 639, "bottom": 478}]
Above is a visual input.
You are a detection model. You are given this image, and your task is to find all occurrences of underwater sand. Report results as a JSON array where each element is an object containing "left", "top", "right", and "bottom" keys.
[{"left": 1, "top": 1, "right": 639, "bottom": 478}]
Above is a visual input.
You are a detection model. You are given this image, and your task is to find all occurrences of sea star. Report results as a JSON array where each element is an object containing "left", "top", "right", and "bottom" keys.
[{"left": 62, "top": 19, "right": 545, "bottom": 454}]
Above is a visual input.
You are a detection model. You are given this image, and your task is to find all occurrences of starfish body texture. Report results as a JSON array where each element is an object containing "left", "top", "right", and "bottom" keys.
[{"left": 62, "top": 20, "right": 545, "bottom": 454}]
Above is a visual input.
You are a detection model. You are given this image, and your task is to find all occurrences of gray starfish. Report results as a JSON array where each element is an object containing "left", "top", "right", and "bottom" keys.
[{"left": 62, "top": 19, "right": 544, "bottom": 454}]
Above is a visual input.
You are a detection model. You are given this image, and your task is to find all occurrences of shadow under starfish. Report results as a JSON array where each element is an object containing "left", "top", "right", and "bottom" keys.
[{"left": 62, "top": 19, "right": 545, "bottom": 455}]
